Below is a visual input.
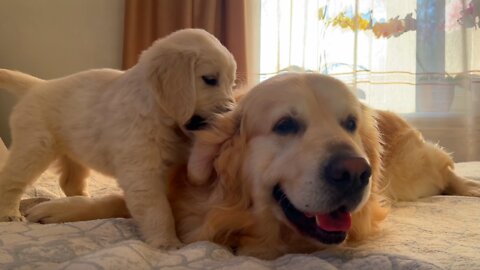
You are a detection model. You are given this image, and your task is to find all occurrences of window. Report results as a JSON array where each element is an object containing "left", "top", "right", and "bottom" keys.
[
  {"left": 259, "top": 0, "right": 479, "bottom": 113},
  {"left": 258, "top": 0, "right": 480, "bottom": 161}
]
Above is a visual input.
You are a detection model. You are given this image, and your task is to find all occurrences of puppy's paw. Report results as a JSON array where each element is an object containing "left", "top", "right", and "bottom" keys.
[
  {"left": 147, "top": 236, "right": 184, "bottom": 250},
  {"left": 0, "top": 215, "right": 25, "bottom": 222},
  {"left": 0, "top": 207, "right": 25, "bottom": 222}
]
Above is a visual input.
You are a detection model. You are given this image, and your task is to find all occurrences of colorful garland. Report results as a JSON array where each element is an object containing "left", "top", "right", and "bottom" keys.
[{"left": 318, "top": 0, "right": 479, "bottom": 38}]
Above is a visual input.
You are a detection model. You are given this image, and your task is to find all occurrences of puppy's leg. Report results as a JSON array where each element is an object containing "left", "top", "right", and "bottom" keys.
[
  {"left": 119, "top": 170, "right": 182, "bottom": 249},
  {"left": 25, "top": 193, "right": 130, "bottom": 223},
  {"left": 0, "top": 136, "right": 55, "bottom": 221},
  {"left": 58, "top": 156, "right": 90, "bottom": 196}
]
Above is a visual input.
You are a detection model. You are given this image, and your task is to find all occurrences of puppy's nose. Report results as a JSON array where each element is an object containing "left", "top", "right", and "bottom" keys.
[{"left": 324, "top": 156, "right": 371, "bottom": 192}]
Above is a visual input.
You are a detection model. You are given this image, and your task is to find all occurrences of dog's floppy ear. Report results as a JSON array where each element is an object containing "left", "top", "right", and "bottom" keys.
[
  {"left": 358, "top": 104, "right": 383, "bottom": 189},
  {"left": 349, "top": 104, "right": 388, "bottom": 241},
  {"left": 143, "top": 44, "right": 198, "bottom": 125},
  {"left": 187, "top": 109, "right": 242, "bottom": 185}
]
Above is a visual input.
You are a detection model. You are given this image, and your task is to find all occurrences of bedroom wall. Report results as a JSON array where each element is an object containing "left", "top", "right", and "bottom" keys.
[{"left": 0, "top": 0, "right": 125, "bottom": 147}]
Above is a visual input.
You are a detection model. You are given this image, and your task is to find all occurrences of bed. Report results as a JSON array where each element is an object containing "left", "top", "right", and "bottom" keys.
[{"left": 0, "top": 140, "right": 479, "bottom": 270}]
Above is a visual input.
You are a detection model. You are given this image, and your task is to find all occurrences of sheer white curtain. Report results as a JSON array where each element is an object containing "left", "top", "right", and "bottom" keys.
[{"left": 258, "top": 0, "right": 480, "bottom": 161}]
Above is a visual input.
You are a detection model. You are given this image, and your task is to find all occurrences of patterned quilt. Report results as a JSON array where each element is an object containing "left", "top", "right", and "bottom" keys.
[{"left": 0, "top": 147, "right": 479, "bottom": 270}]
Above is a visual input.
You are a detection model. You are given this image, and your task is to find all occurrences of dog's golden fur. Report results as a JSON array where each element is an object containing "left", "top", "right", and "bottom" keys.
[
  {"left": 24, "top": 73, "right": 480, "bottom": 259},
  {"left": 0, "top": 29, "right": 236, "bottom": 249}
]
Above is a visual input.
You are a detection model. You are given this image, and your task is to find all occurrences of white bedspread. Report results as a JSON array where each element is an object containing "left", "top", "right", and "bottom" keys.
[{"left": 0, "top": 159, "right": 479, "bottom": 269}]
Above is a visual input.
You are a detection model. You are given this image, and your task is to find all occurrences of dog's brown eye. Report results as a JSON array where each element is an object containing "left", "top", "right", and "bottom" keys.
[
  {"left": 273, "top": 116, "right": 301, "bottom": 135},
  {"left": 202, "top": 75, "right": 218, "bottom": 86},
  {"left": 343, "top": 116, "right": 357, "bottom": 133}
]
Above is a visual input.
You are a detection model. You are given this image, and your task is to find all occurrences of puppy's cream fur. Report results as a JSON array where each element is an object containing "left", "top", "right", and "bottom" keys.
[
  {"left": 0, "top": 29, "right": 236, "bottom": 248},
  {"left": 24, "top": 73, "right": 480, "bottom": 258}
]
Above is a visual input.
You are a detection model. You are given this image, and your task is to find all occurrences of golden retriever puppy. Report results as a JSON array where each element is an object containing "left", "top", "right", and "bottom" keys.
[
  {"left": 24, "top": 73, "right": 480, "bottom": 258},
  {"left": 0, "top": 28, "right": 236, "bottom": 249}
]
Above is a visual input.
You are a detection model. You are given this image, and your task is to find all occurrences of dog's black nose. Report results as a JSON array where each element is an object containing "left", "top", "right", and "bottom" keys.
[{"left": 324, "top": 156, "right": 371, "bottom": 192}]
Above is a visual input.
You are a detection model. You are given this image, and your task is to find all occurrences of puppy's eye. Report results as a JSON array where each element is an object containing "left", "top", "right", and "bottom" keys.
[
  {"left": 343, "top": 116, "right": 357, "bottom": 133},
  {"left": 273, "top": 116, "right": 301, "bottom": 136},
  {"left": 202, "top": 75, "right": 218, "bottom": 86}
]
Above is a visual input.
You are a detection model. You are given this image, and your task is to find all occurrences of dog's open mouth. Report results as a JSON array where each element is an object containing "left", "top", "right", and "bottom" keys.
[
  {"left": 185, "top": 115, "right": 208, "bottom": 131},
  {"left": 272, "top": 184, "right": 351, "bottom": 244}
]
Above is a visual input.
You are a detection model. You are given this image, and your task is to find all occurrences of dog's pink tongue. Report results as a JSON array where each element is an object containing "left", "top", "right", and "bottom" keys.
[{"left": 315, "top": 210, "right": 352, "bottom": 232}]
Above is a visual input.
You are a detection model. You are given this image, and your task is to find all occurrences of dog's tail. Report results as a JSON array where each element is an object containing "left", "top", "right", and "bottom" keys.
[{"left": 0, "top": 69, "right": 44, "bottom": 98}]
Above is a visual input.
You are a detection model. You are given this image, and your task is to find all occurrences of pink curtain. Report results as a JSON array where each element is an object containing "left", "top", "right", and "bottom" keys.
[{"left": 123, "top": 0, "right": 249, "bottom": 85}]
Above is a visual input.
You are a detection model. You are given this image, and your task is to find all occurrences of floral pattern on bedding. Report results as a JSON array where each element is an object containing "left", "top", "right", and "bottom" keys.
[
  {"left": 0, "top": 218, "right": 443, "bottom": 270},
  {"left": 0, "top": 162, "right": 479, "bottom": 270}
]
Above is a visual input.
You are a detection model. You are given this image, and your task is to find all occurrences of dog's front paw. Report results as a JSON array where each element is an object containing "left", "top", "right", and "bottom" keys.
[
  {"left": 24, "top": 196, "right": 90, "bottom": 224},
  {"left": 147, "top": 236, "right": 184, "bottom": 250},
  {"left": 20, "top": 197, "right": 51, "bottom": 215}
]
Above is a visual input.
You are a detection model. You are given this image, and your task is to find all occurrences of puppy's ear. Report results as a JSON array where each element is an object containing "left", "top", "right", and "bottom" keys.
[
  {"left": 144, "top": 45, "right": 197, "bottom": 125},
  {"left": 187, "top": 110, "right": 241, "bottom": 185}
]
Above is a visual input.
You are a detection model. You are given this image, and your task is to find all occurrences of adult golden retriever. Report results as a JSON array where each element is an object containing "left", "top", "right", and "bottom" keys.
[
  {"left": 25, "top": 73, "right": 480, "bottom": 259},
  {"left": 0, "top": 29, "right": 236, "bottom": 249}
]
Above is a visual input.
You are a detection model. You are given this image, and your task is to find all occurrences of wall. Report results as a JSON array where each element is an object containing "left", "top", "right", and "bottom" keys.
[{"left": 0, "top": 0, "right": 125, "bottom": 146}]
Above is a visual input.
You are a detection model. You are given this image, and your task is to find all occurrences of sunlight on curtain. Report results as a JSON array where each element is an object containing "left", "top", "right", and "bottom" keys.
[{"left": 259, "top": 0, "right": 480, "bottom": 161}]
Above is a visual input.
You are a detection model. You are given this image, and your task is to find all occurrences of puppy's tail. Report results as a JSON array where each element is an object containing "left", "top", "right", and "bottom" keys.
[{"left": 0, "top": 69, "right": 43, "bottom": 98}]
